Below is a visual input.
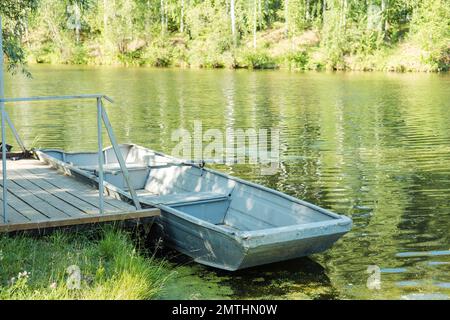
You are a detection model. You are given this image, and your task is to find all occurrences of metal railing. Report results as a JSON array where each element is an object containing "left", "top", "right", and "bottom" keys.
[
  {"left": 0, "top": 94, "right": 142, "bottom": 223},
  {"left": 0, "top": 16, "right": 143, "bottom": 223},
  {"left": 0, "top": 16, "right": 6, "bottom": 223}
]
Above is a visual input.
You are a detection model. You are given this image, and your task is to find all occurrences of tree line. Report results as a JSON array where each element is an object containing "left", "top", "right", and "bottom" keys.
[{"left": 1, "top": 0, "right": 449, "bottom": 72}]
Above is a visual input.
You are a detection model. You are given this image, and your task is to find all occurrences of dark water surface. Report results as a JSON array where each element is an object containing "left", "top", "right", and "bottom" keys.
[{"left": 5, "top": 65, "right": 450, "bottom": 299}]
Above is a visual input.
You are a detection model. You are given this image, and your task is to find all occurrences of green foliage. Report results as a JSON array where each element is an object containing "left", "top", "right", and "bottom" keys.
[
  {"left": 2, "top": 0, "right": 448, "bottom": 72},
  {"left": 144, "top": 40, "right": 173, "bottom": 67},
  {"left": 0, "top": 227, "right": 168, "bottom": 300},
  {"left": 69, "top": 45, "right": 88, "bottom": 64},
  {"left": 1, "top": 0, "right": 39, "bottom": 74},
  {"left": 285, "top": 50, "right": 309, "bottom": 70},
  {"left": 409, "top": 0, "right": 450, "bottom": 71},
  {"left": 188, "top": 36, "right": 232, "bottom": 68},
  {"left": 242, "top": 48, "right": 277, "bottom": 69}
]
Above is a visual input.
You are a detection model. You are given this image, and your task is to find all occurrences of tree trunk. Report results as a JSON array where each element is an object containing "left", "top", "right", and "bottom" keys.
[
  {"left": 306, "top": 0, "right": 310, "bottom": 21},
  {"left": 381, "top": 0, "right": 388, "bottom": 38},
  {"left": 230, "top": 0, "right": 236, "bottom": 46},
  {"left": 340, "top": 0, "right": 347, "bottom": 32},
  {"left": 180, "top": 0, "right": 185, "bottom": 33},
  {"left": 73, "top": 3, "right": 81, "bottom": 44},
  {"left": 284, "top": 0, "right": 289, "bottom": 37},
  {"left": 165, "top": 0, "right": 168, "bottom": 33},
  {"left": 161, "top": 0, "right": 165, "bottom": 36},
  {"left": 253, "top": 0, "right": 257, "bottom": 49},
  {"left": 265, "top": 0, "right": 269, "bottom": 18},
  {"left": 258, "top": 0, "right": 262, "bottom": 29},
  {"left": 75, "top": 27, "right": 80, "bottom": 44}
]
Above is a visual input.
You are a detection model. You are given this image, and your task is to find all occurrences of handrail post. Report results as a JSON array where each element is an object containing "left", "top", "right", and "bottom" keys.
[
  {"left": 5, "top": 112, "right": 26, "bottom": 152},
  {"left": 97, "top": 97, "right": 105, "bottom": 214},
  {"left": 100, "top": 106, "right": 142, "bottom": 210},
  {"left": 0, "top": 16, "right": 8, "bottom": 223}
]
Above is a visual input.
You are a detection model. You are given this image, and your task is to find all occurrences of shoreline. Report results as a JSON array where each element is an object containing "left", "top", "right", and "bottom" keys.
[{"left": 24, "top": 61, "right": 450, "bottom": 74}]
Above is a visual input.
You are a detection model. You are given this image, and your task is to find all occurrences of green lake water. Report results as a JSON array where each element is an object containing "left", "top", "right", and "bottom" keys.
[{"left": 4, "top": 65, "right": 450, "bottom": 299}]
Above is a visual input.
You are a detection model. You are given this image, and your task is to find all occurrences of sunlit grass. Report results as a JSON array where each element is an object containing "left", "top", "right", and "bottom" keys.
[{"left": 0, "top": 227, "right": 168, "bottom": 300}]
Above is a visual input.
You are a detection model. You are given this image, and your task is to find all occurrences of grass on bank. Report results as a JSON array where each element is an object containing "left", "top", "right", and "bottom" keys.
[{"left": 0, "top": 227, "right": 168, "bottom": 300}]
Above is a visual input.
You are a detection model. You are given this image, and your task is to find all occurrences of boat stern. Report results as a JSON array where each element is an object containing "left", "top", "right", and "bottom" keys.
[{"left": 235, "top": 216, "right": 352, "bottom": 270}]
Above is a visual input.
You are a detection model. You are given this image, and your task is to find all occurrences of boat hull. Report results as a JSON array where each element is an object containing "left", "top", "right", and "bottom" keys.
[
  {"left": 154, "top": 206, "right": 351, "bottom": 271},
  {"left": 154, "top": 210, "right": 246, "bottom": 271}
]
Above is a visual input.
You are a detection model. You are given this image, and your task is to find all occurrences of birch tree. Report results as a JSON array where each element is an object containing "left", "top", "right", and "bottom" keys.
[
  {"left": 230, "top": 0, "right": 236, "bottom": 46},
  {"left": 160, "top": 0, "right": 166, "bottom": 36},
  {"left": 284, "top": 0, "right": 289, "bottom": 37},
  {"left": 381, "top": 0, "right": 388, "bottom": 38},
  {"left": 180, "top": 0, "right": 184, "bottom": 33},
  {"left": 253, "top": 0, "right": 257, "bottom": 48},
  {"left": 67, "top": 2, "right": 81, "bottom": 43}
]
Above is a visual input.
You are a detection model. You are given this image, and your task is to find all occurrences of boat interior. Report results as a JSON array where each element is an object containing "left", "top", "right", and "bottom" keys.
[{"left": 40, "top": 144, "right": 339, "bottom": 232}]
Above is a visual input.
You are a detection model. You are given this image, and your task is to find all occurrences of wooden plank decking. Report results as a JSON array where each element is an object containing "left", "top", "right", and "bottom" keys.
[{"left": 0, "top": 158, "right": 159, "bottom": 233}]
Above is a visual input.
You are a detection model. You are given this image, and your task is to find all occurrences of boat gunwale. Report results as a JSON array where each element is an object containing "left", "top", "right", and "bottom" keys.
[
  {"left": 155, "top": 200, "right": 350, "bottom": 251},
  {"left": 37, "top": 144, "right": 349, "bottom": 221},
  {"left": 35, "top": 147, "right": 352, "bottom": 243}
]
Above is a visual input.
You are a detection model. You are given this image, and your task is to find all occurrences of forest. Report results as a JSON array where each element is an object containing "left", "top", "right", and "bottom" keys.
[{"left": 1, "top": 0, "right": 449, "bottom": 72}]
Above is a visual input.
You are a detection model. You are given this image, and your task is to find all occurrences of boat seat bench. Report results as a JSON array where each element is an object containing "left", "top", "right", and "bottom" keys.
[
  {"left": 137, "top": 191, "right": 229, "bottom": 206},
  {"left": 78, "top": 164, "right": 230, "bottom": 206}
]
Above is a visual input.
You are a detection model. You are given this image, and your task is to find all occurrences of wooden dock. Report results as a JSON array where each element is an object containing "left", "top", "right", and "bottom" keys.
[{"left": 0, "top": 158, "right": 159, "bottom": 233}]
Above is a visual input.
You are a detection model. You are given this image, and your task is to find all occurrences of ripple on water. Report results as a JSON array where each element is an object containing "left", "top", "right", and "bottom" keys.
[
  {"left": 396, "top": 250, "right": 450, "bottom": 258},
  {"left": 7, "top": 67, "right": 450, "bottom": 299}
]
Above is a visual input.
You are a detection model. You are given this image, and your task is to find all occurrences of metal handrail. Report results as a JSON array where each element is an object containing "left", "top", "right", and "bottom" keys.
[
  {"left": 0, "top": 16, "right": 6, "bottom": 223},
  {"left": 0, "top": 15, "right": 141, "bottom": 223},
  {"left": 0, "top": 94, "right": 142, "bottom": 223}
]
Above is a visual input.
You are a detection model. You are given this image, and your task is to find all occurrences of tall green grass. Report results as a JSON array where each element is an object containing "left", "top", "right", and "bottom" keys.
[{"left": 0, "top": 227, "right": 168, "bottom": 300}]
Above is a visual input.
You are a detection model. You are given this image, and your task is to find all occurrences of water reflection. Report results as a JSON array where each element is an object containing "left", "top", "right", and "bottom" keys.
[{"left": 5, "top": 66, "right": 450, "bottom": 299}]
